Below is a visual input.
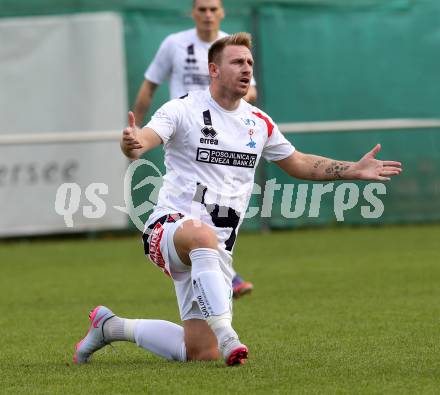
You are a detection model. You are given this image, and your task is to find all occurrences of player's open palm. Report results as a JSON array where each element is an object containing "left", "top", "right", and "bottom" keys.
[
  {"left": 356, "top": 144, "right": 402, "bottom": 181},
  {"left": 122, "top": 111, "right": 143, "bottom": 154}
]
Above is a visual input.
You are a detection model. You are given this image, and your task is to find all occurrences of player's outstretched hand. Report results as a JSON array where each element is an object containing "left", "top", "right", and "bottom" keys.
[
  {"left": 355, "top": 144, "right": 402, "bottom": 181},
  {"left": 121, "top": 111, "right": 143, "bottom": 157}
]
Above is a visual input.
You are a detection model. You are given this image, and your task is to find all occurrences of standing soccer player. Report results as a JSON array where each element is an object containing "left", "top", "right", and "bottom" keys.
[
  {"left": 73, "top": 32, "right": 402, "bottom": 366},
  {"left": 133, "top": 0, "right": 256, "bottom": 298}
]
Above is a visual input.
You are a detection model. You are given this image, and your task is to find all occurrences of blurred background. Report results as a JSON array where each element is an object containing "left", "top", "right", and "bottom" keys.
[{"left": 1, "top": 0, "right": 439, "bottom": 238}]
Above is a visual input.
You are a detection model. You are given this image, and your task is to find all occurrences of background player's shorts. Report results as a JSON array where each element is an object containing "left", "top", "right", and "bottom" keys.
[{"left": 142, "top": 212, "right": 234, "bottom": 321}]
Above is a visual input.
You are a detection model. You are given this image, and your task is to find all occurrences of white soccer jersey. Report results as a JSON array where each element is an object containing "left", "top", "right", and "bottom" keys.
[
  {"left": 145, "top": 28, "right": 255, "bottom": 99},
  {"left": 146, "top": 89, "right": 295, "bottom": 254}
]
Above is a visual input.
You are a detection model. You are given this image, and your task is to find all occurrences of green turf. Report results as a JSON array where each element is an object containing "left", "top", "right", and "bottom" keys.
[{"left": 1, "top": 224, "right": 440, "bottom": 394}]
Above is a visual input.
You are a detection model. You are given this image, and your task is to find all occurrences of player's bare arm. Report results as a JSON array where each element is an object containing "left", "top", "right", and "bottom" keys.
[
  {"left": 133, "top": 80, "right": 159, "bottom": 128},
  {"left": 120, "top": 111, "right": 162, "bottom": 160},
  {"left": 275, "top": 143, "right": 402, "bottom": 181}
]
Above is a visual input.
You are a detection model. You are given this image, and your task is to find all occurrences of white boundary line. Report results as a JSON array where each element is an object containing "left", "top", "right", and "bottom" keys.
[
  {"left": 0, "top": 131, "right": 120, "bottom": 145},
  {"left": 279, "top": 119, "right": 440, "bottom": 133},
  {"left": 1, "top": 119, "right": 440, "bottom": 145}
]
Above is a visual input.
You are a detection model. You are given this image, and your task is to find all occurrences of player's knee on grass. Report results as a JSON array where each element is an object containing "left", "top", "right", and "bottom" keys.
[
  {"left": 186, "top": 344, "right": 219, "bottom": 361},
  {"left": 183, "top": 319, "right": 220, "bottom": 361}
]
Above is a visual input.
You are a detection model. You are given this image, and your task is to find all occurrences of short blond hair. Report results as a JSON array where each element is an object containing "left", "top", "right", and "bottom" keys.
[
  {"left": 208, "top": 32, "right": 252, "bottom": 64},
  {"left": 193, "top": 0, "right": 223, "bottom": 7}
]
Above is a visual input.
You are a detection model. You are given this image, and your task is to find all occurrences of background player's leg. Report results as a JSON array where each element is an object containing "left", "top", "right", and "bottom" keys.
[{"left": 231, "top": 269, "right": 254, "bottom": 299}]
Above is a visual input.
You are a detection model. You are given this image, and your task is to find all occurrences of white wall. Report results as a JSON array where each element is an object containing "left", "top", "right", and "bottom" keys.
[{"left": 0, "top": 13, "right": 128, "bottom": 236}]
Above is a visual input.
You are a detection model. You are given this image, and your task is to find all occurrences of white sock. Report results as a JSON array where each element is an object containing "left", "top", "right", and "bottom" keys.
[
  {"left": 103, "top": 316, "right": 138, "bottom": 342},
  {"left": 134, "top": 319, "right": 186, "bottom": 361},
  {"left": 103, "top": 316, "right": 186, "bottom": 361},
  {"left": 207, "top": 314, "right": 238, "bottom": 344},
  {"left": 189, "top": 248, "right": 238, "bottom": 345}
]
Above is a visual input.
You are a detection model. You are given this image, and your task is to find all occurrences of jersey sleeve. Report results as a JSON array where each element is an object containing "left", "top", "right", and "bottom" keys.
[
  {"left": 144, "top": 35, "right": 174, "bottom": 85},
  {"left": 261, "top": 119, "right": 295, "bottom": 161},
  {"left": 146, "top": 100, "right": 181, "bottom": 144}
]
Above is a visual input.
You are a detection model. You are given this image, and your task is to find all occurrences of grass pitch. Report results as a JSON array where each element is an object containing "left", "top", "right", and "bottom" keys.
[{"left": 1, "top": 224, "right": 439, "bottom": 394}]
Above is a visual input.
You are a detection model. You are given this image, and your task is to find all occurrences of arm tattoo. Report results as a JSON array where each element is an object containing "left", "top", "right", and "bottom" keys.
[
  {"left": 311, "top": 159, "right": 325, "bottom": 177},
  {"left": 313, "top": 159, "right": 325, "bottom": 169},
  {"left": 325, "top": 161, "right": 350, "bottom": 179}
]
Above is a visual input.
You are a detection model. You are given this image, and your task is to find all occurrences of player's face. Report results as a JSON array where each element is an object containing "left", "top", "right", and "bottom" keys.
[
  {"left": 192, "top": 0, "right": 225, "bottom": 34},
  {"left": 214, "top": 45, "right": 253, "bottom": 99}
]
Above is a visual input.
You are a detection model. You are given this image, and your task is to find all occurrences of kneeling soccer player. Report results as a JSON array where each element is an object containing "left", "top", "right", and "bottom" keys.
[{"left": 73, "top": 32, "right": 401, "bottom": 366}]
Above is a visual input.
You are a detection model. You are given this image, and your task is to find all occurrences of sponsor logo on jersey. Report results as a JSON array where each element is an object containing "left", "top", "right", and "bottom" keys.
[
  {"left": 241, "top": 118, "right": 256, "bottom": 126},
  {"left": 201, "top": 127, "right": 217, "bottom": 138},
  {"left": 185, "top": 44, "right": 197, "bottom": 64},
  {"left": 200, "top": 130, "right": 218, "bottom": 144},
  {"left": 196, "top": 148, "right": 257, "bottom": 168},
  {"left": 200, "top": 136, "right": 219, "bottom": 145},
  {"left": 183, "top": 74, "right": 209, "bottom": 85},
  {"left": 203, "top": 110, "right": 212, "bottom": 126},
  {"left": 200, "top": 110, "right": 219, "bottom": 145},
  {"left": 246, "top": 129, "right": 256, "bottom": 149}
]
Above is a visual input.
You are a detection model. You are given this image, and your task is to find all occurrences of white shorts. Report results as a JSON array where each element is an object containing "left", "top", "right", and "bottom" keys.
[{"left": 142, "top": 213, "right": 234, "bottom": 321}]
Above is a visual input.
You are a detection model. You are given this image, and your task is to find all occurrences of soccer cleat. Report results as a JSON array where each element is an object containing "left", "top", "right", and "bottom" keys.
[
  {"left": 232, "top": 274, "right": 253, "bottom": 299},
  {"left": 73, "top": 305, "right": 115, "bottom": 364},
  {"left": 221, "top": 337, "right": 249, "bottom": 366}
]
